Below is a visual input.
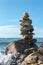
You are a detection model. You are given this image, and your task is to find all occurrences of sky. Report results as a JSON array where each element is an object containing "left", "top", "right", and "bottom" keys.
[{"left": 0, "top": 0, "right": 43, "bottom": 38}]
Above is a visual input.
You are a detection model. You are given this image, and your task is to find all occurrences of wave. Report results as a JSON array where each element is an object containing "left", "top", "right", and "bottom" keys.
[{"left": 0, "top": 52, "right": 13, "bottom": 65}]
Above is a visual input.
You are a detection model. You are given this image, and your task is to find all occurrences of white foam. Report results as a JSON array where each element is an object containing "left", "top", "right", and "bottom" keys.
[{"left": 0, "top": 52, "right": 13, "bottom": 65}]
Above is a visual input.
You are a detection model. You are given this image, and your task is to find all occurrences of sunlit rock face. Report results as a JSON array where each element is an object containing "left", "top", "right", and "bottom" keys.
[
  {"left": 21, "top": 44, "right": 43, "bottom": 65},
  {"left": 21, "top": 52, "right": 38, "bottom": 65}
]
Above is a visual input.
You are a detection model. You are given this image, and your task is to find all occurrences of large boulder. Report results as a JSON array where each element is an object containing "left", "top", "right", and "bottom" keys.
[
  {"left": 5, "top": 42, "right": 20, "bottom": 58},
  {"left": 5, "top": 39, "right": 38, "bottom": 58}
]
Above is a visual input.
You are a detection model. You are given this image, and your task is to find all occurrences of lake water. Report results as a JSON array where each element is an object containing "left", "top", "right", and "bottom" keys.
[{"left": 0, "top": 38, "right": 43, "bottom": 53}]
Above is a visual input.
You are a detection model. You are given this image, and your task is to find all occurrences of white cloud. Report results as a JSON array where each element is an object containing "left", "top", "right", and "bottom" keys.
[
  {"left": 0, "top": 25, "right": 21, "bottom": 38},
  {"left": 8, "top": 19, "right": 19, "bottom": 22},
  {"left": 0, "top": 26, "right": 43, "bottom": 38}
]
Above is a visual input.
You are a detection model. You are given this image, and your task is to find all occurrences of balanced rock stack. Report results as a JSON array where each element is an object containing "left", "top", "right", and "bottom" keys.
[
  {"left": 20, "top": 12, "right": 36, "bottom": 43},
  {"left": 5, "top": 12, "right": 38, "bottom": 65}
]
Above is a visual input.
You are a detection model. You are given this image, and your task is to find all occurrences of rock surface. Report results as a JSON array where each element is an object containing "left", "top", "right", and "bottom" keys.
[
  {"left": 5, "top": 39, "right": 38, "bottom": 65},
  {"left": 5, "top": 42, "right": 43, "bottom": 65},
  {"left": 21, "top": 44, "right": 43, "bottom": 65},
  {"left": 5, "top": 39, "right": 38, "bottom": 57},
  {"left": 21, "top": 52, "right": 38, "bottom": 65}
]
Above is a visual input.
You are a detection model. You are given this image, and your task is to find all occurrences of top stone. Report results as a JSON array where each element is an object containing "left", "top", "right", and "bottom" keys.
[
  {"left": 24, "top": 12, "right": 29, "bottom": 17},
  {"left": 23, "top": 12, "right": 29, "bottom": 20}
]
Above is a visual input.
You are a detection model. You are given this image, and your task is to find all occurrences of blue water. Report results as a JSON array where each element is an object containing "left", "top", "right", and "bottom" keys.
[
  {"left": 0, "top": 38, "right": 43, "bottom": 52},
  {"left": 36, "top": 38, "right": 43, "bottom": 47},
  {"left": 0, "top": 38, "right": 20, "bottom": 52}
]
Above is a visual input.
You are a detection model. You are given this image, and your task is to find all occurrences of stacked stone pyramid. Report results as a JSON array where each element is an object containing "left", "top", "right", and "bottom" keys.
[
  {"left": 20, "top": 12, "right": 36, "bottom": 43},
  {"left": 5, "top": 12, "right": 39, "bottom": 65}
]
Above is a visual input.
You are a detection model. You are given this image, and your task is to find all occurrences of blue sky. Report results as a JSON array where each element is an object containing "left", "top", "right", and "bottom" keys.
[{"left": 0, "top": 0, "right": 43, "bottom": 38}]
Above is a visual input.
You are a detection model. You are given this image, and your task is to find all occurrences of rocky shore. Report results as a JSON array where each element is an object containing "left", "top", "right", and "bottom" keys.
[
  {"left": 5, "top": 40, "right": 43, "bottom": 65},
  {"left": 5, "top": 39, "right": 38, "bottom": 65},
  {"left": 0, "top": 12, "right": 42, "bottom": 65}
]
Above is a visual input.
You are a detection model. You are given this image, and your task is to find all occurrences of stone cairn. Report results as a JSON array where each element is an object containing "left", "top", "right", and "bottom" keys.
[
  {"left": 5, "top": 12, "right": 43, "bottom": 65},
  {"left": 19, "top": 12, "right": 36, "bottom": 43},
  {"left": 5, "top": 12, "right": 38, "bottom": 65}
]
